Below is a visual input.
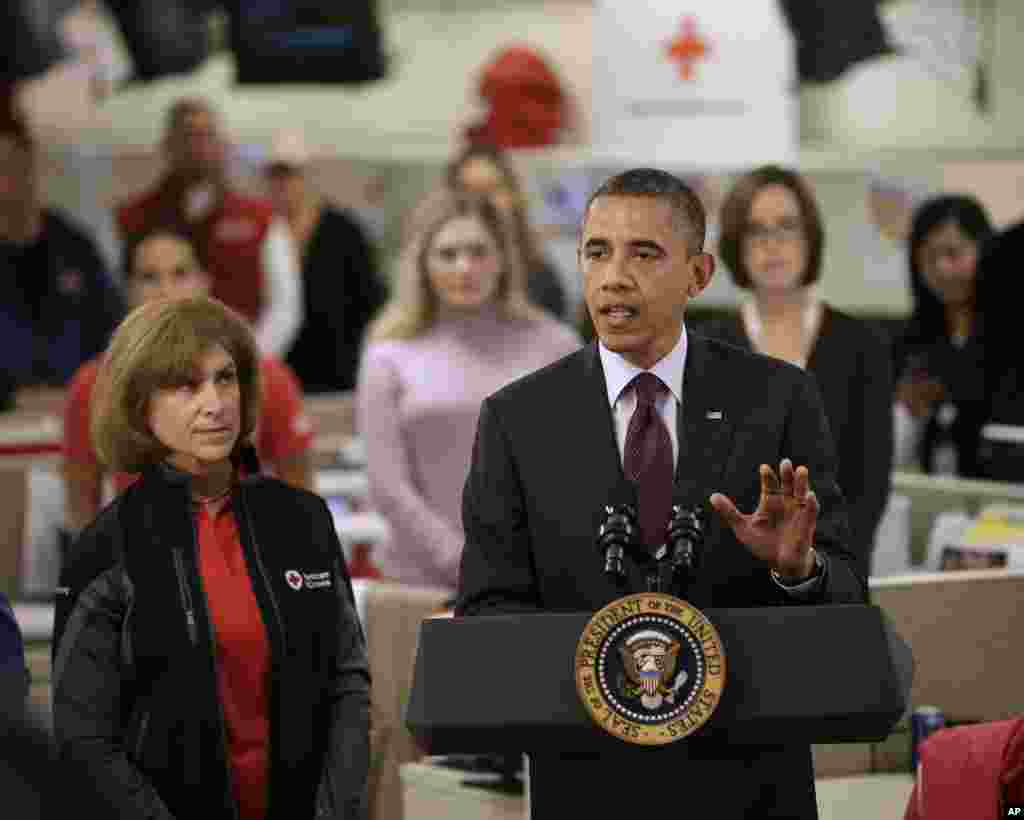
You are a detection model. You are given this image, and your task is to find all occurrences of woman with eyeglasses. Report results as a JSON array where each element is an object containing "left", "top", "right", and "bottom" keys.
[{"left": 699, "top": 165, "right": 893, "bottom": 577}]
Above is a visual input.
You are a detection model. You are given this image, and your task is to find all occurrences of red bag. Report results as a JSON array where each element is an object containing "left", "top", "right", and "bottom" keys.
[{"left": 465, "top": 45, "right": 566, "bottom": 149}]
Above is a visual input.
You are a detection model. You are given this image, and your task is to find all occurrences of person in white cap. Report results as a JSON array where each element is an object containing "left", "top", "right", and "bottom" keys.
[{"left": 264, "top": 129, "right": 387, "bottom": 393}]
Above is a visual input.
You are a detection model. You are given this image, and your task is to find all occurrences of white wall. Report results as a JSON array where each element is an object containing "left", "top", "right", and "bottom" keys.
[
  {"left": 801, "top": 0, "right": 1024, "bottom": 152},
  {"left": 32, "top": 0, "right": 1024, "bottom": 315},
  {"left": 57, "top": 0, "right": 1024, "bottom": 155}
]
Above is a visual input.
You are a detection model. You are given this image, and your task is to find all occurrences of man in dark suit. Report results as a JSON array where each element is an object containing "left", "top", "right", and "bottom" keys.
[{"left": 456, "top": 169, "right": 866, "bottom": 818}]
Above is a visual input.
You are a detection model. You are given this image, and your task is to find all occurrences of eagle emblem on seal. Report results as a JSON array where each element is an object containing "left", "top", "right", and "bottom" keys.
[{"left": 619, "top": 630, "right": 688, "bottom": 710}]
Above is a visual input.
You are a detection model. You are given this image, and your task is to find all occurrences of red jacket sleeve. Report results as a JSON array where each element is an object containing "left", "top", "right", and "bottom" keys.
[
  {"left": 256, "top": 356, "right": 314, "bottom": 464},
  {"left": 905, "top": 719, "right": 1024, "bottom": 820},
  {"left": 62, "top": 360, "right": 100, "bottom": 465}
]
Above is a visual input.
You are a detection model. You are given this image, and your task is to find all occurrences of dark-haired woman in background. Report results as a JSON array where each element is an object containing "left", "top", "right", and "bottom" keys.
[
  {"left": 700, "top": 165, "right": 893, "bottom": 577},
  {"left": 446, "top": 143, "right": 569, "bottom": 320},
  {"left": 893, "top": 195, "right": 997, "bottom": 478}
]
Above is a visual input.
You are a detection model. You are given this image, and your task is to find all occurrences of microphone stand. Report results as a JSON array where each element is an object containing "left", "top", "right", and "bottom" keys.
[
  {"left": 661, "top": 504, "right": 705, "bottom": 597},
  {"left": 597, "top": 503, "right": 643, "bottom": 589},
  {"left": 597, "top": 503, "right": 705, "bottom": 596}
]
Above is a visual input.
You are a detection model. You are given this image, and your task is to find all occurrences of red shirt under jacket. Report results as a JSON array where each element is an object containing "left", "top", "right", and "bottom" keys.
[{"left": 196, "top": 500, "right": 271, "bottom": 820}]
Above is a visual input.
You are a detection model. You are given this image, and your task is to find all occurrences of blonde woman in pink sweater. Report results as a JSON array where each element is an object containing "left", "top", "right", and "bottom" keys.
[{"left": 356, "top": 189, "right": 580, "bottom": 590}]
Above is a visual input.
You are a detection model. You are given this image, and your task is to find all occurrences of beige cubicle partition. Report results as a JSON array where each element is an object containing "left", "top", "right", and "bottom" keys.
[
  {"left": 305, "top": 392, "right": 358, "bottom": 468},
  {"left": 0, "top": 406, "right": 63, "bottom": 598},
  {"left": 871, "top": 568, "right": 1024, "bottom": 724},
  {"left": 361, "top": 581, "right": 452, "bottom": 820}
]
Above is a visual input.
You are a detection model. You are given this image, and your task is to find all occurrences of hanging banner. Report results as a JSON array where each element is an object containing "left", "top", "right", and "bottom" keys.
[{"left": 591, "top": 0, "right": 797, "bottom": 170}]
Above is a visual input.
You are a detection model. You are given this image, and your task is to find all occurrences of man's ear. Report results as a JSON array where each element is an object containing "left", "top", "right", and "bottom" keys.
[{"left": 689, "top": 253, "right": 716, "bottom": 296}]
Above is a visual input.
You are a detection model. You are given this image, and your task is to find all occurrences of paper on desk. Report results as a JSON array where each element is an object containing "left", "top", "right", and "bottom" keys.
[{"left": 961, "top": 505, "right": 1024, "bottom": 546}]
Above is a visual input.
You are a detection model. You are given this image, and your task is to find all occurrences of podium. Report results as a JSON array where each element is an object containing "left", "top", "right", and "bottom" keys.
[{"left": 406, "top": 604, "right": 912, "bottom": 755}]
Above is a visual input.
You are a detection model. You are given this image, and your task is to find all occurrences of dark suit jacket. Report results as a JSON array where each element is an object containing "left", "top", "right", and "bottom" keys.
[
  {"left": 456, "top": 332, "right": 866, "bottom": 819},
  {"left": 699, "top": 306, "right": 894, "bottom": 576}
]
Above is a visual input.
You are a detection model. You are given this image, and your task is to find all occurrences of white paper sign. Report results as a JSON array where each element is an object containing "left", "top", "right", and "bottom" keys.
[{"left": 591, "top": 0, "right": 797, "bottom": 170}]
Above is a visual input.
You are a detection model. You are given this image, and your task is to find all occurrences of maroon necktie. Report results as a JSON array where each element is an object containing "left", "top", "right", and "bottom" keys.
[{"left": 624, "top": 373, "right": 674, "bottom": 550}]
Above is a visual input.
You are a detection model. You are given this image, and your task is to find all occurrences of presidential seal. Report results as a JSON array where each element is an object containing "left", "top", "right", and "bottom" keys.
[{"left": 574, "top": 593, "right": 726, "bottom": 746}]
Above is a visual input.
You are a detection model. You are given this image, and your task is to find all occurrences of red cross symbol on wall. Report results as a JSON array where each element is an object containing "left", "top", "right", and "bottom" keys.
[{"left": 666, "top": 17, "right": 711, "bottom": 80}]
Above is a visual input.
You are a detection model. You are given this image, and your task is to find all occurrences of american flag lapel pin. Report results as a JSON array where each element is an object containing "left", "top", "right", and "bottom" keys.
[{"left": 706, "top": 410, "right": 723, "bottom": 421}]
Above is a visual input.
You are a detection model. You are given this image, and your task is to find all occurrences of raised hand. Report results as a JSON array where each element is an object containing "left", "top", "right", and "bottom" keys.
[{"left": 708, "top": 458, "right": 818, "bottom": 580}]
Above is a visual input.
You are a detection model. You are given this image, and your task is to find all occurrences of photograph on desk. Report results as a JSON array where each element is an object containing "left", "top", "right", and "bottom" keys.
[
  {"left": 939, "top": 504, "right": 1024, "bottom": 572},
  {"left": 939, "top": 546, "right": 1007, "bottom": 571}
]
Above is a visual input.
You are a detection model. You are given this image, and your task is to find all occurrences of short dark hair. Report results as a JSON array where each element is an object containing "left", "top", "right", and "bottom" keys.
[
  {"left": 718, "top": 165, "right": 824, "bottom": 289},
  {"left": 584, "top": 168, "right": 707, "bottom": 252}
]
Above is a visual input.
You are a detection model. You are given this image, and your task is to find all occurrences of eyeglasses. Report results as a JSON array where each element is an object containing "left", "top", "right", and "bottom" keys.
[{"left": 745, "top": 219, "right": 804, "bottom": 244}]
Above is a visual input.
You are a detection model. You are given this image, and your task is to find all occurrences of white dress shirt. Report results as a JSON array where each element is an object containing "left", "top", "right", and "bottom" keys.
[{"left": 599, "top": 325, "right": 688, "bottom": 471}]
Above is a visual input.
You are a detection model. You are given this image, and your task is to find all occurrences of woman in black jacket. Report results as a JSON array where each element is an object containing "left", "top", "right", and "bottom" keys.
[
  {"left": 263, "top": 130, "right": 388, "bottom": 394},
  {"left": 700, "top": 165, "right": 894, "bottom": 578},
  {"left": 892, "top": 195, "right": 1000, "bottom": 478},
  {"left": 51, "top": 295, "right": 370, "bottom": 820}
]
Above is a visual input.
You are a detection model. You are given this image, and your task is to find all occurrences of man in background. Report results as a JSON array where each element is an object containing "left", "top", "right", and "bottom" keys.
[
  {"left": 0, "top": 115, "right": 122, "bottom": 404},
  {"left": 115, "top": 97, "right": 303, "bottom": 358}
]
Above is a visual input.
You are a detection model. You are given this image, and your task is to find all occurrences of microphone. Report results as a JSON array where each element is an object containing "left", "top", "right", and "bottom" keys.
[
  {"left": 596, "top": 497, "right": 639, "bottom": 584},
  {"left": 665, "top": 504, "right": 705, "bottom": 588}
]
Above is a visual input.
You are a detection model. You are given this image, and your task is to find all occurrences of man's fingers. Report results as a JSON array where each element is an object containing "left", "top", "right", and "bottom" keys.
[
  {"left": 793, "top": 465, "right": 811, "bottom": 502},
  {"left": 779, "top": 459, "right": 795, "bottom": 496},
  {"left": 760, "top": 464, "right": 782, "bottom": 496},
  {"left": 796, "top": 490, "right": 819, "bottom": 546}
]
